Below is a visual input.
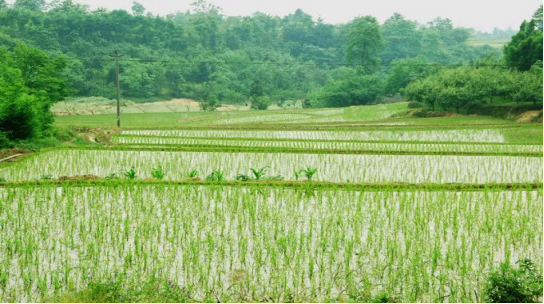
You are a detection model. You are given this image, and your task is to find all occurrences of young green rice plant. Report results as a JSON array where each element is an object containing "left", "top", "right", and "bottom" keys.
[
  {"left": 40, "top": 174, "right": 53, "bottom": 180},
  {"left": 0, "top": 186, "right": 541, "bottom": 302},
  {"left": 0, "top": 177, "right": 6, "bottom": 182},
  {"left": 122, "top": 166, "right": 137, "bottom": 179},
  {"left": 151, "top": 166, "right": 165, "bottom": 180},
  {"left": 206, "top": 170, "right": 224, "bottom": 182}
]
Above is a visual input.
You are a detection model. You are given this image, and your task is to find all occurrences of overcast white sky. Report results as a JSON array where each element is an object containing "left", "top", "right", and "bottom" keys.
[{"left": 8, "top": 0, "right": 543, "bottom": 31}]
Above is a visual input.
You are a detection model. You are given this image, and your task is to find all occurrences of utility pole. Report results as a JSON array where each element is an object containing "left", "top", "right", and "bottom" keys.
[{"left": 110, "top": 50, "right": 123, "bottom": 128}]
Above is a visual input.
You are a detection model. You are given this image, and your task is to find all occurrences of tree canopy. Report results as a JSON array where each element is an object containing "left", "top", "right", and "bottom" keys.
[
  {"left": 0, "top": 45, "right": 68, "bottom": 141},
  {"left": 0, "top": 2, "right": 501, "bottom": 106},
  {"left": 504, "top": 5, "right": 543, "bottom": 71}
]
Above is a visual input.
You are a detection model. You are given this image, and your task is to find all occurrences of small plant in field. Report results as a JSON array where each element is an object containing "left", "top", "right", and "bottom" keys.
[
  {"left": 235, "top": 174, "right": 251, "bottom": 181},
  {"left": 297, "top": 167, "right": 317, "bottom": 181},
  {"left": 41, "top": 174, "right": 53, "bottom": 180},
  {"left": 250, "top": 166, "right": 268, "bottom": 180},
  {"left": 484, "top": 259, "right": 543, "bottom": 303},
  {"left": 265, "top": 175, "right": 284, "bottom": 181},
  {"left": 206, "top": 170, "right": 224, "bottom": 182},
  {"left": 294, "top": 170, "right": 302, "bottom": 181},
  {"left": 151, "top": 166, "right": 165, "bottom": 180},
  {"left": 185, "top": 170, "right": 198, "bottom": 178},
  {"left": 105, "top": 173, "right": 118, "bottom": 180},
  {"left": 0, "top": 177, "right": 6, "bottom": 182},
  {"left": 122, "top": 167, "right": 137, "bottom": 180}
]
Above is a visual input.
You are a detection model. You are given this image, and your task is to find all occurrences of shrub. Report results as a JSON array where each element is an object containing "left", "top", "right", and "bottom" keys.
[
  {"left": 250, "top": 96, "right": 271, "bottom": 110},
  {"left": 0, "top": 132, "right": 12, "bottom": 149},
  {"left": 484, "top": 259, "right": 543, "bottom": 303},
  {"left": 0, "top": 95, "right": 41, "bottom": 140},
  {"left": 407, "top": 101, "right": 424, "bottom": 109},
  {"left": 53, "top": 126, "right": 76, "bottom": 142}
]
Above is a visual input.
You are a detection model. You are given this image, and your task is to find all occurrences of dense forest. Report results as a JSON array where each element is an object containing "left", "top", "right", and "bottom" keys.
[
  {"left": 0, "top": 0, "right": 506, "bottom": 107},
  {"left": 0, "top": 0, "right": 542, "bottom": 146}
]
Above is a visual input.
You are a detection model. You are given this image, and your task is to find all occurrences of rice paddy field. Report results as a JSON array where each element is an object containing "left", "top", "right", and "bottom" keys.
[{"left": 1, "top": 103, "right": 543, "bottom": 302}]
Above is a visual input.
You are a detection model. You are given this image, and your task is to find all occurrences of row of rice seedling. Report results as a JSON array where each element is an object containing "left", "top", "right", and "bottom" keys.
[
  {"left": 306, "top": 109, "right": 346, "bottom": 116},
  {"left": 112, "top": 136, "right": 543, "bottom": 154},
  {"left": 122, "top": 129, "right": 506, "bottom": 143},
  {"left": 1, "top": 149, "right": 540, "bottom": 183},
  {"left": 0, "top": 185, "right": 540, "bottom": 302},
  {"left": 213, "top": 114, "right": 314, "bottom": 125}
]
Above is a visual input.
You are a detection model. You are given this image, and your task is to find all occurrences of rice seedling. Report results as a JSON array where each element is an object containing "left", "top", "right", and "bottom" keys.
[
  {"left": 0, "top": 185, "right": 540, "bottom": 302},
  {"left": 112, "top": 135, "right": 542, "bottom": 155},
  {"left": 1, "top": 149, "right": 540, "bottom": 184},
  {"left": 122, "top": 129, "right": 506, "bottom": 143}
]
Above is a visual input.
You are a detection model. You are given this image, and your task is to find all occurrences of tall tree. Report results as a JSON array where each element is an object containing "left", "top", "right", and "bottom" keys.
[
  {"left": 386, "top": 56, "right": 439, "bottom": 94},
  {"left": 533, "top": 5, "right": 543, "bottom": 31},
  {"left": 504, "top": 6, "right": 543, "bottom": 71},
  {"left": 14, "top": 0, "right": 46, "bottom": 11},
  {"left": 381, "top": 13, "right": 421, "bottom": 65},
  {"left": 131, "top": 1, "right": 145, "bottom": 16},
  {"left": 0, "top": 45, "right": 68, "bottom": 141},
  {"left": 345, "top": 16, "right": 383, "bottom": 73}
]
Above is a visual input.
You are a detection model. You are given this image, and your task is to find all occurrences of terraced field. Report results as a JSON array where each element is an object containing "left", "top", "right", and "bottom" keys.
[{"left": 1, "top": 103, "right": 542, "bottom": 302}]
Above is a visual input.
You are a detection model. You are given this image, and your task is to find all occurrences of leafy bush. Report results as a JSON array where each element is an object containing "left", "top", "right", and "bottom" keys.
[
  {"left": 0, "top": 95, "right": 41, "bottom": 140},
  {"left": 484, "top": 259, "right": 543, "bottom": 303},
  {"left": 53, "top": 126, "right": 76, "bottom": 142},
  {"left": 250, "top": 96, "right": 271, "bottom": 110},
  {"left": 407, "top": 101, "right": 424, "bottom": 109},
  {"left": 0, "top": 132, "right": 12, "bottom": 149}
]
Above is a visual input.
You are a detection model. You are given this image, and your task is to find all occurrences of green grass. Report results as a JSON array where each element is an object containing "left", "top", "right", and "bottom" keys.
[
  {"left": 501, "top": 125, "right": 543, "bottom": 144},
  {"left": 54, "top": 103, "right": 412, "bottom": 129}
]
